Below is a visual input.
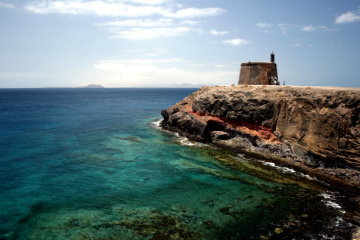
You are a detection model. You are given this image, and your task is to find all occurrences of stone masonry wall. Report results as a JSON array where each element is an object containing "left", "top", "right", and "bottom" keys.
[{"left": 238, "top": 62, "right": 278, "bottom": 85}]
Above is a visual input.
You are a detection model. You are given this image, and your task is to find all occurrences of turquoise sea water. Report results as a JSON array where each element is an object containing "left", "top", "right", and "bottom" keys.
[{"left": 0, "top": 88, "right": 353, "bottom": 239}]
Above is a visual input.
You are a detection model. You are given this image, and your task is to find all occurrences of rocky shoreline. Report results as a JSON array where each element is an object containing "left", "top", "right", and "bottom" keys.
[
  {"left": 161, "top": 85, "right": 360, "bottom": 238},
  {"left": 161, "top": 85, "right": 360, "bottom": 192}
]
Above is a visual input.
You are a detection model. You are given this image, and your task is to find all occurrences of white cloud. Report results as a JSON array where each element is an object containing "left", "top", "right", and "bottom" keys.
[
  {"left": 128, "top": 0, "right": 170, "bottom": 5},
  {"left": 165, "top": 7, "right": 225, "bottom": 18},
  {"left": 335, "top": 11, "right": 360, "bottom": 24},
  {"left": 109, "top": 27, "right": 195, "bottom": 40},
  {"left": 25, "top": 0, "right": 224, "bottom": 41},
  {"left": 278, "top": 23, "right": 297, "bottom": 27},
  {"left": 278, "top": 23, "right": 336, "bottom": 33},
  {"left": 301, "top": 25, "right": 315, "bottom": 32},
  {"left": 96, "top": 18, "right": 174, "bottom": 27},
  {"left": 223, "top": 38, "right": 250, "bottom": 46},
  {"left": 24, "top": 0, "right": 225, "bottom": 18},
  {"left": 96, "top": 18, "right": 200, "bottom": 28},
  {"left": 0, "top": 2, "right": 15, "bottom": 8},
  {"left": 95, "top": 18, "right": 202, "bottom": 40},
  {"left": 256, "top": 22, "right": 273, "bottom": 28},
  {"left": 24, "top": 1, "right": 167, "bottom": 17},
  {"left": 301, "top": 25, "right": 337, "bottom": 32},
  {"left": 179, "top": 20, "right": 200, "bottom": 25},
  {"left": 318, "top": 26, "right": 337, "bottom": 31},
  {"left": 210, "top": 30, "right": 229, "bottom": 35}
]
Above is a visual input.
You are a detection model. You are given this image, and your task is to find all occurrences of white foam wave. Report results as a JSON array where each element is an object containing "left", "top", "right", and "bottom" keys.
[
  {"left": 298, "top": 172, "right": 316, "bottom": 180},
  {"left": 320, "top": 192, "right": 346, "bottom": 213},
  {"left": 154, "top": 122, "right": 212, "bottom": 149},
  {"left": 263, "top": 162, "right": 295, "bottom": 173},
  {"left": 260, "top": 161, "right": 317, "bottom": 180},
  {"left": 319, "top": 234, "right": 338, "bottom": 240},
  {"left": 150, "top": 119, "right": 162, "bottom": 130},
  {"left": 321, "top": 192, "right": 332, "bottom": 200},
  {"left": 179, "top": 137, "right": 209, "bottom": 148}
]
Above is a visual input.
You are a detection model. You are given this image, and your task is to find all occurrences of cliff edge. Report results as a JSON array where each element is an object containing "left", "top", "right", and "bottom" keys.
[{"left": 161, "top": 85, "right": 360, "bottom": 190}]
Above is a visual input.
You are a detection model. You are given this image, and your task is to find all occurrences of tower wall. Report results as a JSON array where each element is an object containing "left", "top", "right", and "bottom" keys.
[{"left": 238, "top": 62, "right": 278, "bottom": 85}]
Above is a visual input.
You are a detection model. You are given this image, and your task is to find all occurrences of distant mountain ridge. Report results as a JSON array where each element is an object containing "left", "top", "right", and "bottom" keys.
[{"left": 83, "top": 84, "right": 104, "bottom": 88}]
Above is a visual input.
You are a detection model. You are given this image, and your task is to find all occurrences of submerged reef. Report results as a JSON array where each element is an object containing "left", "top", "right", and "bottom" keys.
[
  {"left": 12, "top": 189, "right": 355, "bottom": 240},
  {"left": 161, "top": 85, "right": 360, "bottom": 191}
]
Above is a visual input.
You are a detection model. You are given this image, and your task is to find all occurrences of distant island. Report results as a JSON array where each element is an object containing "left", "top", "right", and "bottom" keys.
[
  {"left": 41, "top": 84, "right": 105, "bottom": 88},
  {"left": 83, "top": 84, "right": 104, "bottom": 88}
]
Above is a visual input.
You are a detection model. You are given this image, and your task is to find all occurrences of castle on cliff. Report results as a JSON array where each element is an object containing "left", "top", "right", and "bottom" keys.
[{"left": 238, "top": 52, "right": 279, "bottom": 85}]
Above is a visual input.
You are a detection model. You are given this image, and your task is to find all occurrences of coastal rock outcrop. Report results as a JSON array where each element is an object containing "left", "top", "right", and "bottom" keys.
[{"left": 161, "top": 85, "right": 360, "bottom": 189}]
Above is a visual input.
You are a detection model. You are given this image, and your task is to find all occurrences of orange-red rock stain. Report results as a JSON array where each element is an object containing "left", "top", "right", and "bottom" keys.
[{"left": 188, "top": 110, "right": 279, "bottom": 143}]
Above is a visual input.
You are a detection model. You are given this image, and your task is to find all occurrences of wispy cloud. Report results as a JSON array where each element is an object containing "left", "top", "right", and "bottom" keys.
[
  {"left": 288, "top": 39, "right": 303, "bottom": 47},
  {"left": 166, "top": 7, "right": 225, "bottom": 18},
  {"left": 301, "top": 26, "right": 315, "bottom": 32},
  {"left": 26, "top": 0, "right": 224, "bottom": 40},
  {"left": 0, "top": 2, "right": 15, "bottom": 8},
  {"left": 24, "top": 0, "right": 225, "bottom": 18},
  {"left": 126, "top": 0, "right": 170, "bottom": 5},
  {"left": 278, "top": 23, "right": 336, "bottom": 34},
  {"left": 301, "top": 25, "right": 337, "bottom": 32},
  {"left": 179, "top": 20, "right": 200, "bottom": 25},
  {"left": 278, "top": 23, "right": 298, "bottom": 34},
  {"left": 335, "top": 10, "right": 360, "bottom": 24},
  {"left": 109, "top": 27, "right": 197, "bottom": 40},
  {"left": 288, "top": 39, "right": 311, "bottom": 48},
  {"left": 223, "top": 38, "right": 250, "bottom": 46},
  {"left": 210, "top": 30, "right": 229, "bottom": 35},
  {"left": 96, "top": 18, "right": 199, "bottom": 28},
  {"left": 95, "top": 18, "right": 174, "bottom": 27},
  {"left": 255, "top": 22, "right": 273, "bottom": 28},
  {"left": 25, "top": 1, "right": 167, "bottom": 17}
]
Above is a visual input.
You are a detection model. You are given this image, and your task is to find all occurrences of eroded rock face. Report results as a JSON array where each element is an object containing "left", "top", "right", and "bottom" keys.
[{"left": 161, "top": 85, "right": 360, "bottom": 189}]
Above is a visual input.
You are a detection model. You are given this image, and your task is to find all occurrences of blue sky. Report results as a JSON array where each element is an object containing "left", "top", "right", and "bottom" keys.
[{"left": 0, "top": 0, "right": 359, "bottom": 88}]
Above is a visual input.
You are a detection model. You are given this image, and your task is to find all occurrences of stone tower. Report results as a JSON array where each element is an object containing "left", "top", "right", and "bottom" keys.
[{"left": 238, "top": 52, "right": 279, "bottom": 85}]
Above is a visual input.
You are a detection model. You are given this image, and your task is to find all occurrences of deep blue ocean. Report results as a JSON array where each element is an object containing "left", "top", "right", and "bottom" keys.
[{"left": 0, "top": 88, "right": 353, "bottom": 239}]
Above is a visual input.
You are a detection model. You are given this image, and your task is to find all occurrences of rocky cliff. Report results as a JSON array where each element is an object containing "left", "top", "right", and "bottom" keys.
[{"left": 161, "top": 85, "right": 360, "bottom": 190}]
